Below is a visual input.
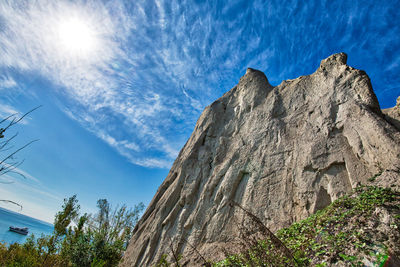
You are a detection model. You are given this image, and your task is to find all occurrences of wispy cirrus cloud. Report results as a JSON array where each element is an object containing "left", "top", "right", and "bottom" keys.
[
  {"left": 1, "top": 0, "right": 399, "bottom": 169},
  {"left": 0, "top": 104, "right": 20, "bottom": 118},
  {"left": 0, "top": 165, "right": 40, "bottom": 184},
  {"left": 0, "top": 104, "right": 32, "bottom": 125},
  {"left": 0, "top": 75, "right": 17, "bottom": 89}
]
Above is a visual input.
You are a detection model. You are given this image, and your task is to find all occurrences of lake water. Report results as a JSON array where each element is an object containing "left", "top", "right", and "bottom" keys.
[{"left": 0, "top": 207, "right": 54, "bottom": 245}]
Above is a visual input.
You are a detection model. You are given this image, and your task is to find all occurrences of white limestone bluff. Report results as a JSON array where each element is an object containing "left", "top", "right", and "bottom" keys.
[{"left": 121, "top": 53, "right": 400, "bottom": 266}]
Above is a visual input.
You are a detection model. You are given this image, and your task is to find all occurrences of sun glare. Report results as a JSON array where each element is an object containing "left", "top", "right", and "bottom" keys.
[{"left": 58, "top": 17, "right": 97, "bottom": 56}]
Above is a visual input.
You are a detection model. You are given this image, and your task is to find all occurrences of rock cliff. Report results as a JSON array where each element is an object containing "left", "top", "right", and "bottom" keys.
[{"left": 121, "top": 53, "right": 400, "bottom": 266}]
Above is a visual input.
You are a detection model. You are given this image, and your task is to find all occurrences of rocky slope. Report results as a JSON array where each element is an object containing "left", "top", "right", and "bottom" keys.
[{"left": 121, "top": 53, "right": 400, "bottom": 266}]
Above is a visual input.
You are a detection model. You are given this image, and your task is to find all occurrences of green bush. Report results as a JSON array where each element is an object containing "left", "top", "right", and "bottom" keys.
[{"left": 213, "top": 186, "right": 400, "bottom": 266}]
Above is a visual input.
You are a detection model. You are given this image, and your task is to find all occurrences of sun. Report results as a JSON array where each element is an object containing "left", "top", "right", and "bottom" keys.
[{"left": 57, "top": 17, "right": 97, "bottom": 56}]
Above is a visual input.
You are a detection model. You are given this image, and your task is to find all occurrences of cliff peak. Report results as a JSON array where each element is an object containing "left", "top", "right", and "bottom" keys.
[{"left": 319, "top": 52, "right": 348, "bottom": 68}]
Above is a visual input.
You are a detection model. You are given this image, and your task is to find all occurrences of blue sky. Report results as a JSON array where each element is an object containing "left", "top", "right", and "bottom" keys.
[{"left": 0, "top": 0, "right": 399, "bottom": 223}]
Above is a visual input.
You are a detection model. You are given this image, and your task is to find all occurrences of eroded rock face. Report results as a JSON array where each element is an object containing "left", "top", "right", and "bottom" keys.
[{"left": 121, "top": 53, "right": 400, "bottom": 266}]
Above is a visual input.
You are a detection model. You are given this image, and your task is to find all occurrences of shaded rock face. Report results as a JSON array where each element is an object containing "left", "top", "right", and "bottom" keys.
[{"left": 121, "top": 53, "right": 400, "bottom": 266}]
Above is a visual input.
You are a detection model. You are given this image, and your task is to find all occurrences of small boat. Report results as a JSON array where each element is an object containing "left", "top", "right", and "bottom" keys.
[{"left": 9, "top": 226, "right": 29, "bottom": 235}]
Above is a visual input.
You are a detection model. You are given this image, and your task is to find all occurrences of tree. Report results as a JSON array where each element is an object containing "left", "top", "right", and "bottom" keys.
[
  {"left": 0, "top": 106, "right": 41, "bottom": 209},
  {"left": 43, "top": 195, "right": 80, "bottom": 265},
  {"left": 91, "top": 199, "right": 144, "bottom": 247},
  {"left": 87, "top": 199, "right": 144, "bottom": 266},
  {"left": 60, "top": 213, "right": 93, "bottom": 267},
  {"left": 59, "top": 197, "right": 144, "bottom": 267}
]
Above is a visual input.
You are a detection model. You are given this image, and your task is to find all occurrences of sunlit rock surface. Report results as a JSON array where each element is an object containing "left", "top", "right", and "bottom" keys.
[{"left": 121, "top": 53, "right": 400, "bottom": 266}]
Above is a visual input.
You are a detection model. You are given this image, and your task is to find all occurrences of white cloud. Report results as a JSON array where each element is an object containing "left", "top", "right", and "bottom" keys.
[
  {"left": 0, "top": 104, "right": 19, "bottom": 118},
  {"left": 132, "top": 157, "right": 173, "bottom": 169},
  {"left": 121, "top": 141, "right": 140, "bottom": 152},
  {"left": 0, "top": 75, "right": 17, "bottom": 89},
  {"left": 0, "top": 166, "right": 40, "bottom": 184},
  {"left": 0, "top": 104, "right": 32, "bottom": 125}
]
